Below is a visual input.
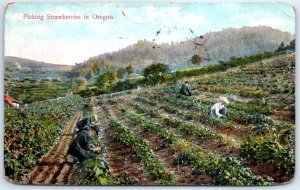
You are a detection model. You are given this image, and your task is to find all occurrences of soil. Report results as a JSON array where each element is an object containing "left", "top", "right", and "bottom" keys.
[{"left": 23, "top": 112, "right": 81, "bottom": 185}]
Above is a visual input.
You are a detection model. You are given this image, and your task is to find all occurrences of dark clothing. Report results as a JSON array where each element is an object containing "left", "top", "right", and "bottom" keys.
[
  {"left": 76, "top": 117, "right": 91, "bottom": 131},
  {"left": 68, "top": 129, "right": 97, "bottom": 162},
  {"left": 180, "top": 84, "right": 192, "bottom": 96}
]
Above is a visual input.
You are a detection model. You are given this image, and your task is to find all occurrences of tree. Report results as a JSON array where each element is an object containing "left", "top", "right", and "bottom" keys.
[
  {"left": 126, "top": 64, "right": 134, "bottom": 74},
  {"left": 87, "top": 60, "right": 96, "bottom": 74},
  {"left": 191, "top": 54, "right": 202, "bottom": 65},
  {"left": 77, "top": 79, "right": 87, "bottom": 91},
  {"left": 85, "top": 71, "right": 93, "bottom": 80},
  {"left": 276, "top": 42, "right": 285, "bottom": 52},
  {"left": 287, "top": 39, "right": 295, "bottom": 51},
  {"left": 93, "top": 64, "right": 100, "bottom": 74},
  {"left": 79, "top": 67, "right": 87, "bottom": 78},
  {"left": 143, "top": 63, "right": 169, "bottom": 77},
  {"left": 117, "top": 68, "right": 127, "bottom": 78},
  {"left": 71, "top": 78, "right": 87, "bottom": 92},
  {"left": 219, "top": 60, "right": 227, "bottom": 65},
  {"left": 143, "top": 63, "right": 169, "bottom": 84},
  {"left": 95, "top": 71, "right": 118, "bottom": 90}
]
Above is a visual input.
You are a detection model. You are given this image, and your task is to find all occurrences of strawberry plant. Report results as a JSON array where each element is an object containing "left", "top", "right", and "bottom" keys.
[
  {"left": 4, "top": 95, "right": 87, "bottom": 182},
  {"left": 108, "top": 119, "right": 176, "bottom": 184},
  {"left": 240, "top": 139, "right": 295, "bottom": 180}
]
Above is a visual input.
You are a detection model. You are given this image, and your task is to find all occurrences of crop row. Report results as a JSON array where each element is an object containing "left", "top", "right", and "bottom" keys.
[
  {"left": 131, "top": 93, "right": 294, "bottom": 182},
  {"left": 144, "top": 93, "right": 294, "bottom": 146},
  {"left": 195, "top": 75, "right": 294, "bottom": 95},
  {"left": 136, "top": 95, "right": 247, "bottom": 132},
  {"left": 195, "top": 85, "right": 270, "bottom": 98},
  {"left": 123, "top": 109, "right": 273, "bottom": 185},
  {"left": 4, "top": 95, "right": 87, "bottom": 182},
  {"left": 108, "top": 119, "right": 176, "bottom": 184},
  {"left": 127, "top": 101, "right": 231, "bottom": 147},
  {"left": 240, "top": 138, "right": 295, "bottom": 182},
  {"left": 147, "top": 93, "right": 273, "bottom": 126}
]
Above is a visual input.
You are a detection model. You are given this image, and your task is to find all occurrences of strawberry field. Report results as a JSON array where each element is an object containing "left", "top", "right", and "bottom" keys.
[
  {"left": 4, "top": 95, "right": 91, "bottom": 183},
  {"left": 4, "top": 53, "right": 295, "bottom": 185}
]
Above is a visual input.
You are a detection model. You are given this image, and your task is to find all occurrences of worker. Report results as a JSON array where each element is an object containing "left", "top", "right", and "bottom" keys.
[
  {"left": 4, "top": 91, "right": 21, "bottom": 109},
  {"left": 210, "top": 97, "right": 229, "bottom": 120}
]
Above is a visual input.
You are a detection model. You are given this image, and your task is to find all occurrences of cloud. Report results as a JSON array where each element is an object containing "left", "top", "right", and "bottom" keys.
[
  {"left": 121, "top": 5, "right": 181, "bottom": 24},
  {"left": 181, "top": 13, "right": 207, "bottom": 27},
  {"left": 230, "top": 5, "right": 295, "bottom": 34},
  {"left": 248, "top": 17, "right": 286, "bottom": 28},
  {"left": 246, "top": 15, "right": 295, "bottom": 34},
  {"left": 5, "top": 27, "right": 135, "bottom": 65}
]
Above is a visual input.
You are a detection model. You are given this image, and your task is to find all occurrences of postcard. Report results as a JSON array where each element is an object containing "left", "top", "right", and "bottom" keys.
[{"left": 4, "top": 2, "right": 295, "bottom": 185}]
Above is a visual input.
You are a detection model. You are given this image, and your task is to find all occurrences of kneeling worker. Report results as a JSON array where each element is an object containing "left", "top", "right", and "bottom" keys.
[
  {"left": 180, "top": 81, "right": 192, "bottom": 96},
  {"left": 68, "top": 124, "right": 101, "bottom": 165}
]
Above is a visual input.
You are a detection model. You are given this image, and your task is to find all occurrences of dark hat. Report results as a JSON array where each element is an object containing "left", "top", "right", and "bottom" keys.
[
  {"left": 76, "top": 117, "right": 92, "bottom": 130},
  {"left": 90, "top": 124, "right": 100, "bottom": 135}
]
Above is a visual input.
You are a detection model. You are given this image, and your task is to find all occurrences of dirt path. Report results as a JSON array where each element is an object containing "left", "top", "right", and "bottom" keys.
[{"left": 24, "top": 112, "right": 81, "bottom": 185}]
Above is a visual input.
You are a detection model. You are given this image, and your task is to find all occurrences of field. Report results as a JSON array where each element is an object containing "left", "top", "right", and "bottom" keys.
[
  {"left": 4, "top": 53, "right": 295, "bottom": 185},
  {"left": 4, "top": 77, "right": 72, "bottom": 103}
]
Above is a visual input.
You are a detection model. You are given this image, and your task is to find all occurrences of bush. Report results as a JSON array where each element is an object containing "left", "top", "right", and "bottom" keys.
[
  {"left": 126, "top": 64, "right": 134, "bottom": 74},
  {"left": 176, "top": 51, "right": 274, "bottom": 79},
  {"left": 143, "top": 63, "right": 170, "bottom": 85},
  {"left": 112, "top": 77, "right": 145, "bottom": 91},
  {"left": 191, "top": 54, "right": 202, "bottom": 65},
  {"left": 95, "top": 71, "right": 118, "bottom": 90}
]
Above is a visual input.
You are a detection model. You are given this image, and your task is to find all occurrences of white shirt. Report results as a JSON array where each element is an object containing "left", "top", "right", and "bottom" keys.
[{"left": 211, "top": 102, "right": 225, "bottom": 118}]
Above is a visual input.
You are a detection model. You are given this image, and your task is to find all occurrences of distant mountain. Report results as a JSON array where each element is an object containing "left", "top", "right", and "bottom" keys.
[
  {"left": 83, "top": 26, "right": 294, "bottom": 72},
  {"left": 5, "top": 56, "right": 73, "bottom": 72}
]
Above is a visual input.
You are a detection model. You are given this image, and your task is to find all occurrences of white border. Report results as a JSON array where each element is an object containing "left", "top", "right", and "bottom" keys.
[{"left": 0, "top": 0, "right": 298, "bottom": 190}]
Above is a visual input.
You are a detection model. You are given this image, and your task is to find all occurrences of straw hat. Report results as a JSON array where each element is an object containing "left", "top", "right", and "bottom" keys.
[{"left": 220, "top": 96, "right": 229, "bottom": 104}]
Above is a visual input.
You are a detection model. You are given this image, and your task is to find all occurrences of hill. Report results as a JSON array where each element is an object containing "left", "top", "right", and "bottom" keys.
[
  {"left": 84, "top": 26, "right": 293, "bottom": 71},
  {"left": 5, "top": 56, "right": 73, "bottom": 72}
]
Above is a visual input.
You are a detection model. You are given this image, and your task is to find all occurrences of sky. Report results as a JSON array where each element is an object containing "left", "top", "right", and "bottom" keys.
[{"left": 5, "top": 3, "right": 295, "bottom": 65}]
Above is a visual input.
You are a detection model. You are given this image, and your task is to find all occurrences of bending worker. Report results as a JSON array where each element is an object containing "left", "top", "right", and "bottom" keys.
[
  {"left": 210, "top": 97, "right": 229, "bottom": 120},
  {"left": 68, "top": 124, "right": 101, "bottom": 166}
]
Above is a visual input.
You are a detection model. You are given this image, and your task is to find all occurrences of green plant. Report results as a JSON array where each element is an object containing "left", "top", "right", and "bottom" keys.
[
  {"left": 191, "top": 54, "right": 202, "bottom": 65},
  {"left": 240, "top": 139, "right": 295, "bottom": 180},
  {"left": 4, "top": 95, "right": 87, "bottom": 182}
]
